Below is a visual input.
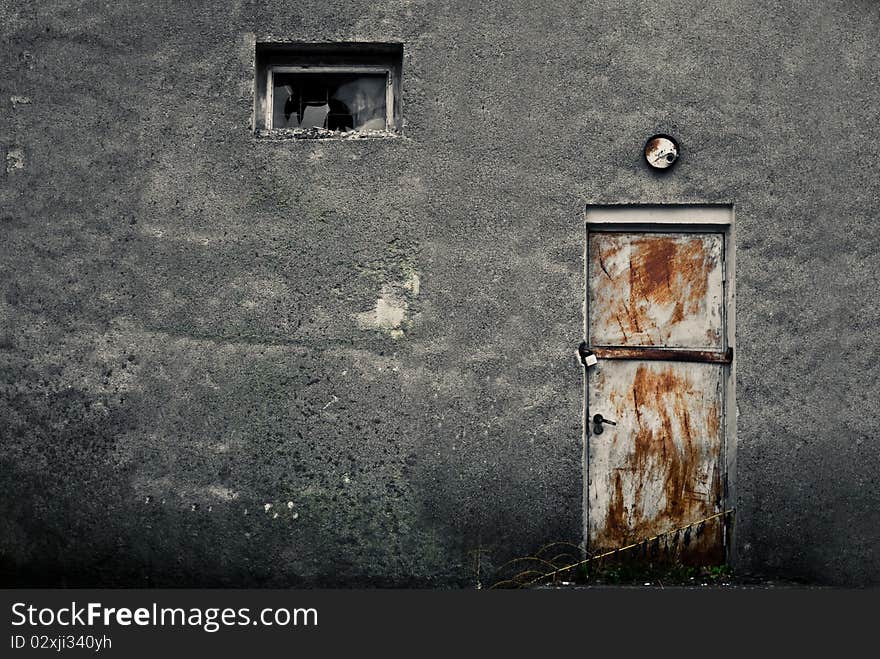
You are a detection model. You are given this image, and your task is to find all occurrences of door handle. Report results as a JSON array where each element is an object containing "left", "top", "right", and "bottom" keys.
[{"left": 592, "top": 413, "right": 617, "bottom": 435}]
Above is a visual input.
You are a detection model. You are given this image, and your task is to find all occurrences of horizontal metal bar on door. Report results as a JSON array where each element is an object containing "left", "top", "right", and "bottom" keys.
[{"left": 592, "top": 346, "right": 733, "bottom": 364}]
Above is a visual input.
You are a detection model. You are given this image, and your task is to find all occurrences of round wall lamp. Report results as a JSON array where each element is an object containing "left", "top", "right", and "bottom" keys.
[{"left": 644, "top": 134, "right": 679, "bottom": 170}]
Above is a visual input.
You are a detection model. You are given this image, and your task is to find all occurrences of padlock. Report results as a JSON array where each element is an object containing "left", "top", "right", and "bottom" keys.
[{"left": 577, "top": 341, "right": 598, "bottom": 368}]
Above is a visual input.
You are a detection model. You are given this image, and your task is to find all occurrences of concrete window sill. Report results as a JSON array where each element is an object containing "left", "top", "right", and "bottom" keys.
[{"left": 253, "top": 127, "right": 401, "bottom": 140}]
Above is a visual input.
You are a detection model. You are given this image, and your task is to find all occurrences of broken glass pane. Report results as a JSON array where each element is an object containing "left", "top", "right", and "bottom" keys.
[{"left": 272, "top": 72, "right": 387, "bottom": 131}]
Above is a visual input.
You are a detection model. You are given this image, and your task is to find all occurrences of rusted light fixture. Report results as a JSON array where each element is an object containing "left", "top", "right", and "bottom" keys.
[{"left": 644, "top": 134, "right": 679, "bottom": 170}]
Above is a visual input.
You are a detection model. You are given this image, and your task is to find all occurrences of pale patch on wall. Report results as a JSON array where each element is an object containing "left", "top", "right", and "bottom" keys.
[
  {"left": 403, "top": 270, "right": 420, "bottom": 296},
  {"left": 6, "top": 147, "right": 24, "bottom": 173},
  {"left": 130, "top": 476, "right": 242, "bottom": 504},
  {"left": 353, "top": 270, "right": 420, "bottom": 338},
  {"left": 354, "top": 285, "right": 408, "bottom": 337},
  {"left": 206, "top": 485, "right": 239, "bottom": 500}
]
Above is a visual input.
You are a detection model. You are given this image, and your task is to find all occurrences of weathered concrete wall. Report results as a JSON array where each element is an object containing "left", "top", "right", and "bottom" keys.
[{"left": 1, "top": 0, "right": 878, "bottom": 586}]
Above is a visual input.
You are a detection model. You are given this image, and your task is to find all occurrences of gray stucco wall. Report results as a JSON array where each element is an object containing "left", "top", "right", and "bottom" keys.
[{"left": 2, "top": 0, "right": 878, "bottom": 587}]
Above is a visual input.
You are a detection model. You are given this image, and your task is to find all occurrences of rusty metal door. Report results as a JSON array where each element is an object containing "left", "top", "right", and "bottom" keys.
[{"left": 586, "top": 230, "right": 730, "bottom": 563}]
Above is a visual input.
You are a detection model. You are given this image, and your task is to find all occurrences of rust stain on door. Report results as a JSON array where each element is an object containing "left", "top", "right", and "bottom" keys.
[
  {"left": 588, "top": 361, "right": 724, "bottom": 562},
  {"left": 587, "top": 230, "right": 727, "bottom": 564},
  {"left": 589, "top": 232, "right": 723, "bottom": 349}
]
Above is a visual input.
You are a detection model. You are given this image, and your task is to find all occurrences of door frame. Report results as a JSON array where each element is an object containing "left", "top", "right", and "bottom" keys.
[{"left": 582, "top": 204, "right": 737, "bottom": 563}]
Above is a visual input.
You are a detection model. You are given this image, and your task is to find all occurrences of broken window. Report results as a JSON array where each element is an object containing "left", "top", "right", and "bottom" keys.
[
  {"left": 255, "top": 43, "right": 402, "bottom": 137},
  {"left": 270, "top": 70, "right": 388, "bottom": 131}
]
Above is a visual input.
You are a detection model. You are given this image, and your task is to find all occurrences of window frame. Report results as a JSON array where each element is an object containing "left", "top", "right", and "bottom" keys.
[
  {"left": 265, "top": 65, "right": 396, "bottom": 132},
  {"left": 253, "top": 42, "right": 403, "bottom": 137}
]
